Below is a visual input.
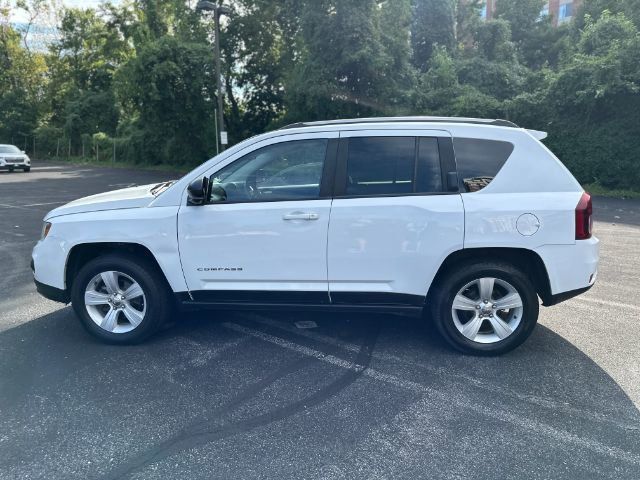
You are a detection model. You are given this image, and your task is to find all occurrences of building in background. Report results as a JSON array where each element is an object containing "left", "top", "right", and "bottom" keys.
[{"left": 480, "top": 0, "right": 582, "bottom": 26}]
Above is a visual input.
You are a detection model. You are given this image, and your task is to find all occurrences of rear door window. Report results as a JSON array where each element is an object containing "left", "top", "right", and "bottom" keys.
[
  {"left": 346, "top": 137, "right": 415, "bottom": 196},
  {"left": 343, "top": 136, "right": 443, "bottom": 196},
  {"left": 453, "top": 138, "right": 514, "bottom": 192}
]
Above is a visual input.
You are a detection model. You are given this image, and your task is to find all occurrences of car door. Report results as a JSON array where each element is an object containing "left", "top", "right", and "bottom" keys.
[
  {"left": 178, "top": 133, "right": 338, "bottom": 304},
  {"left": 327, "top": 130, "right": 464, "bottom": 306}
]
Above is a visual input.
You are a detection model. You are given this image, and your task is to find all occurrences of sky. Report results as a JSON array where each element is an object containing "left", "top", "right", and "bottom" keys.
[{"left": 9, "top": 0, "right": 122, "bottom": 23}]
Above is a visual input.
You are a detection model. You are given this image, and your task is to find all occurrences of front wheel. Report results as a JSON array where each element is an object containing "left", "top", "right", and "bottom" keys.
[
  {"left": 430, "top": 262, "right": 539, "bottom": 355},
  {"left": 23, "top": 166, "right": 30, "bottom": 172},
  {"left": 71, "top": 254, "right": 172, "bottom": 344}
]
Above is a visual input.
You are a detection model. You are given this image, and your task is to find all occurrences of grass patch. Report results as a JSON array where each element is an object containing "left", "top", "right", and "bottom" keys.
[{"left": 583, "top": 183, "right": 640, "bottom": 200}]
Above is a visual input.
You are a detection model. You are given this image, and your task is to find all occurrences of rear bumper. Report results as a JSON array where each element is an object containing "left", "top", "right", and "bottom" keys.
[
  {"left": 543, "top": 284, "right": 593, "bottom": 307},
  {"left": 536, "top": 237, "right": 599, "bottom": 305}
]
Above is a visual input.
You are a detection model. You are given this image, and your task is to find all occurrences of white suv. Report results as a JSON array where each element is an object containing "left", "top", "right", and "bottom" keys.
[
  {"left": 32, "top": 117, "right": 599, "bottom": 355},
  {"left": 0, "top": 144, "right": 31, "bottom": 172}
]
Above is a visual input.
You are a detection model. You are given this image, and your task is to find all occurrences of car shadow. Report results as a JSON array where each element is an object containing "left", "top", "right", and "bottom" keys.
[{"left": 1, "top": 307, "right": 639, "bottom": 479}]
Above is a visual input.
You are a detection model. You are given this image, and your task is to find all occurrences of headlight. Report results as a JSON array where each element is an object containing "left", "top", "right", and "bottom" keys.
[{"left": 41, "top": 222, "right": 52, "bottom": 239}]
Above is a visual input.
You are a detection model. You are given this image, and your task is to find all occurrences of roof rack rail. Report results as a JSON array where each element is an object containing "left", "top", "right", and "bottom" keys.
[{"left": 279, "top": 116, "right": 519, "bottom": 130}]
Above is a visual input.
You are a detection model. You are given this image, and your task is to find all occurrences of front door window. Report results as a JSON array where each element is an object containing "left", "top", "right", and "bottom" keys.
[{"left": 210, "top": 139, "right": 328, "bottom": 203}]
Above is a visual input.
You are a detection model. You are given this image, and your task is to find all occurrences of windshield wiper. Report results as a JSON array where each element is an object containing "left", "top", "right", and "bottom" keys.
[{"left": 150, "top": 181, "right": 175, "bottom": 196}]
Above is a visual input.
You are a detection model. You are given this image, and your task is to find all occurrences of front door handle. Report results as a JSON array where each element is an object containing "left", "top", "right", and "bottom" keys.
[{"left": 283, "top": 212, "right": 319, "bottom": 221}]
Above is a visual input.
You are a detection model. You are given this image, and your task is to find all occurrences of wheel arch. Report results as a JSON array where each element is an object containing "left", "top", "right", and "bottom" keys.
[
  {"left": 65, "top": 242, "right": 171, "bottom": 293},
  {"left": 427, "top": 247, "right": 552, "bottom": 305}
]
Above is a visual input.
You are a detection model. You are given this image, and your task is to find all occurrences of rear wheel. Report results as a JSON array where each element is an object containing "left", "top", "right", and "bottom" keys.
[
  {"left": 71, "top": 254, "right": 172, "bottom": 344},
  {"left": 430, "top": 262, "right": 539, "bottom": 355}
]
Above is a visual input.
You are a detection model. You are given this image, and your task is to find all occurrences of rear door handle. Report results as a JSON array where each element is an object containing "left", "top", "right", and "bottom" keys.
[{"left": 283, "top": 212, "right": 319, "bottom": 221}]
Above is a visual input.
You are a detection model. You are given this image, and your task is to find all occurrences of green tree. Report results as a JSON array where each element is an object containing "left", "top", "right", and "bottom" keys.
[
  {"left": 115, "top": 36, "right": 217, "bottom": 165},
  {"left": 414, "top": 46, "right": 501, "bottom": 117},
  {"left": 510, "top": 11, "right": 640, "bottom": 188},
  {"left": 455, "top": 19, "right": 528, "bottom": 100},
  {"left": 222, "top": 0, "right": 305, "bottom": 138},
  {"left": 0, "top": 22, "right": 46, "bottom": 146},
  {"left": 494, "top": 0, "right": 568, "bottom": 69},
  {"left": 47, "top": 7, "right": 132, "bottom": 145},
  {"left": 411, "top": 0, "right": 457, "bottom": 71},
  {"left": 286, "top": 0, "right": 415, "bottom": 120},
  {"left": 494, "top": 0, "right": 546, "bottom": 45}
]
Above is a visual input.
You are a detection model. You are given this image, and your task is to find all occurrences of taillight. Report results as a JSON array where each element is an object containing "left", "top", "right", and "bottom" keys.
[{"left": 575, "top": 192, "right": 593, "bottom": 240}]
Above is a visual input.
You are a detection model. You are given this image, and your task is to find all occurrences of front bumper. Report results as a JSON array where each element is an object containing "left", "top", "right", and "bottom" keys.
[
  {"left": 34, "top": 279, "right": 69, "bottom": 304},
  {"left": 0, "top": 163, "right": 28, "bottom": 169},
  {"left": 31, "top": 258, "right": 69, "bottom": 303}
]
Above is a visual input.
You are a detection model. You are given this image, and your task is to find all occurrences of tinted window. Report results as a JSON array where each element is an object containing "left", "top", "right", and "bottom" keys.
[
  {"left": 346, "top": 137, "right": 416, "bottom": 196},
  {"left": 416, "top": 137, "right": 443, "bottom": 193},
  {"left": 453, "top": 138, "right": 514, "bottom": 192},
  {"left": 0, "top": 145, "right": 20, "bottom": 154},
  {"left": 209, "top": 139, "right": 328, "bottom": 203}
]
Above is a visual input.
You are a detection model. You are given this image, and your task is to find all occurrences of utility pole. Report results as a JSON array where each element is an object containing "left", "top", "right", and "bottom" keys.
[
  {"left": 196, "top": 1, "right": 232, "bottom": 152},
  {"left": 214, "top": 109, "right": 219, "bottom": 155}
]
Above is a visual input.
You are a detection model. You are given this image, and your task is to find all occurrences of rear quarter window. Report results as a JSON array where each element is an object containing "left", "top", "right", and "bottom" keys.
[{"left": 453, "top": 138, "right": 514, "bottom": 192}]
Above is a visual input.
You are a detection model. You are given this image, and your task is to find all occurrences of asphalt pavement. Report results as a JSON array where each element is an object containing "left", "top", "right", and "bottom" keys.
[{"left": 1, "top": 162, "right": 639, "bottom": 480}]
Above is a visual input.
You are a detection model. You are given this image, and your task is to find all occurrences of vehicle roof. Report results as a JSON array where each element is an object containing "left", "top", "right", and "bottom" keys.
[{"left": 280, "top": 116, "right": 519, "bottom": 130}]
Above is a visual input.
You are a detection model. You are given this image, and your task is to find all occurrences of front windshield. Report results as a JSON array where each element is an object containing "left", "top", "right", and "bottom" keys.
[{"left": 0, "top": 145, "right": 21, "bottom": 154}]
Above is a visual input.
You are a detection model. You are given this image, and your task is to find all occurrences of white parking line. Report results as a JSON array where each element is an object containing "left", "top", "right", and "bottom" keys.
[
  {"left": 22, "top": 201, "right": 66, "bottom": 207},
  {"left": 223, "top": 322, "right": 640, "bottom": 466},
  {"left": 251, "top": 314, "right": 640, "bottom": 432},
  {"left": 577, "top": 296, "right": 640, "bottom": 313},
  {"left": 0, "top": 201, "right": 66, "bottom": 210},
  {"left": 0, "top": 203, "right": 29, "bottom": 210}
]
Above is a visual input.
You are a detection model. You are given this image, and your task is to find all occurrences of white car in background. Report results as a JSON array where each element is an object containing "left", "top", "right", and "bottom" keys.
[
  {"left": 0, "top": 144, "right": 31, "bottom": 172},
  {"left": 31, "top": 117, "right": 599, "bottom": 355}
]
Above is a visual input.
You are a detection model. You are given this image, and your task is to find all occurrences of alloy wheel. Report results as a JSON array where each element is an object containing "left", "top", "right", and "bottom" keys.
[
  {"left": 84, "top": 271, "right": 146, "bottom": 334},
  {"left": 451, "top": 277, "right": 524, "bottom": 344}
]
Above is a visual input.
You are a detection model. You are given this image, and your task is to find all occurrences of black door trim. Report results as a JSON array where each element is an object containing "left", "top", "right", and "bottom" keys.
[
  {"left": 176, "top": 290, "right": 426, "bottom": 313},
  {"left": 319, "top": 138, "right": 339, "bottom": 198},
  {"left": 184, "top": 290, "right": 330, "bottom": 305},
  {"left": 437, "top": 136, "right": 460, "bottom": 193},
  {"left": 330, "top": 291, "right": 425, "bottom": 307}
]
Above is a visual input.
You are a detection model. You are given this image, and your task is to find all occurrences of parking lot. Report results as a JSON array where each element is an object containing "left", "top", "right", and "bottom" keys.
[{"left": 1, "top": 162, "right": 639, "bottom": 479}]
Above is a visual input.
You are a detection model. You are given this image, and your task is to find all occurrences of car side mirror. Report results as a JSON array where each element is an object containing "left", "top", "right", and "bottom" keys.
[
  {"left": 209, "top": 184, "right": 227, "bottom": 203},
  {"left": 187, "top": 176, "right": 211, "bottom": 206}
]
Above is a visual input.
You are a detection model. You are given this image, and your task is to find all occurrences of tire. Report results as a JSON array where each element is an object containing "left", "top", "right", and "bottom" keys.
[
  {"left": 71, "top": 254, "right": 172, "bottom": 344},
  {"left": 23, "top": 167, "right": 30, "bottom": 172},
  {"left": 430, "top": 261, "right": 539, "bottom": 356},
  {"left": 8, "top": 167, "right": 14, "bottom": 173}
]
